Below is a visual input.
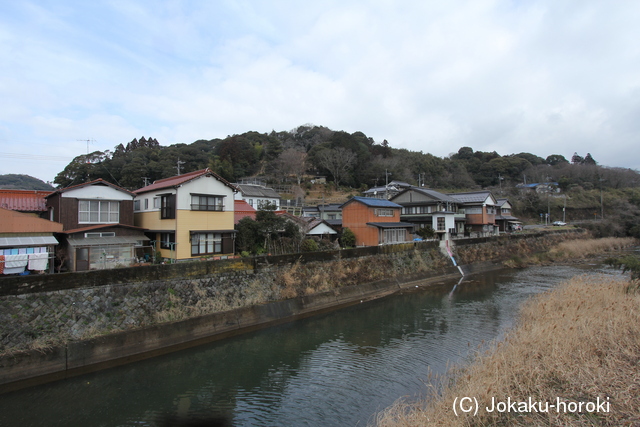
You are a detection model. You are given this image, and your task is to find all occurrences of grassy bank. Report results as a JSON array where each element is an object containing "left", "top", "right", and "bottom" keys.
[
  {"left": 373, "top": 273, "right": 640, "bottom": 426},
  {"left": 503, "top": 236, "right": 637, "bottom": 268}
]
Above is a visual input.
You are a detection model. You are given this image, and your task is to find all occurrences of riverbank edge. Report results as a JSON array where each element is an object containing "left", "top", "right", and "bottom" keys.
[{"left": 0, "top": 259, "right": 503, "bottom": 394}]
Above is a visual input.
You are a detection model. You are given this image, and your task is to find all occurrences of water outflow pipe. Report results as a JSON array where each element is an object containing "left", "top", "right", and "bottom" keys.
[{"left": 445, "top": 239, "right": 465, "bottom": 276}]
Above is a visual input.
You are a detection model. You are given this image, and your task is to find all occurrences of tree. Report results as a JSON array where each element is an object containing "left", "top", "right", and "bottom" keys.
[
  {"left": 583, "top": 153, "right": 597, "bottom": 165},
  {"left": 340, "top": 227, "right": 356, "bottom": 247},
  {"left": 546, "top": 154, "right": 569, "bottom": 166},
  {"left": 274, "top": 149, "right": 307, "bottom": 184},
  {"left": 571, "top": 152, "right": 584, "bottom": 165},
  {"left": 316, "top": 147, "right": 357, "bottom": 187}
]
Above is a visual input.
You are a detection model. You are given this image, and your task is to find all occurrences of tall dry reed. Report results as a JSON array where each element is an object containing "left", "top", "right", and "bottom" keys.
[{"left": 374, "top": 275, "right": 640, "bottom": 427}]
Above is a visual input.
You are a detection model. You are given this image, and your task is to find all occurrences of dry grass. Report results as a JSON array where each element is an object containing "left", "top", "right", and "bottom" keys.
[
  {"left": 373, "top": 275, "right": 640, "bottom": 427},
  {"left": 503, "top": 237, "right": 637, "bottom": 268},
  {"left": 549, "top": 237, "right": 637, "bottom": 259}
]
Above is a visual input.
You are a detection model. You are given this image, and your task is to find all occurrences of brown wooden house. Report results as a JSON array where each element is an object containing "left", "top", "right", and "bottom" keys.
[{"left": 46, "top": 179, "right": 148, "bottom": 271}]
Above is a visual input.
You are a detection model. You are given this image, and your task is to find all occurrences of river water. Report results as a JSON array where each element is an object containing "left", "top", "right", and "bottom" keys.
[{"left": 0, "top": 263, "right": 621, "bottom": 427}]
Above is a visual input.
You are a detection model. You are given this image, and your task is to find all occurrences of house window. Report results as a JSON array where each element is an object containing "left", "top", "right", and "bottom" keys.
[
  {"left": 190, "top": 194, "right": 224, "bottom": 211},
  {"left": 191, "top": 232, "right": 222, "bottom": 256},
  {"left": 160, "top": 232, "right": 175, "bottom": 249},
  {"left": 144, "top": 198, "right": 149, "bottom": 210},
  {"left": 160, "top": 194, "right": 176, "bottom": 219},
  {"left": 248, "top": 199, "right": 254, "bottom": 207},
  {"left": 134, "top": 200, "right": 141, "bottom": 211},
  {"left": 84, "top": 232, "right": 116, "bottom": 238},
  {"left": 383, "top": 228, "right": 406, "bottom": 243},
  {"left": 78, "top": 200, "right": 119, "bottom": 223},
  {"left": 375, "top": 209, "right": 394, "bottom": 217},
  {"left": 153, "top": 197, "right": 160, "bottom": 209},
  {"left": 466, "top": 207, "right": 483, "bottom": 215},
  {"left": 437, "top": 217, "right": 446, "bottom": 231}
]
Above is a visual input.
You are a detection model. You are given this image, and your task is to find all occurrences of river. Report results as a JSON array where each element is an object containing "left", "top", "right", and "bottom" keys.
[{"left": 0, "top": 263, "right": 621, "bottom": 426}]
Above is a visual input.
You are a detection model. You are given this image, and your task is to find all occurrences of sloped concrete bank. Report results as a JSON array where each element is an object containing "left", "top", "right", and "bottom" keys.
[{"left": 0, "top": 231, "right": 584, "bottom": 393}]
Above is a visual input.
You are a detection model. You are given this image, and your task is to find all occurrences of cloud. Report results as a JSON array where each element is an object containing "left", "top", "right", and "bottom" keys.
[{"left": 1, "top": 0, "right": 639, "bottom": 183}]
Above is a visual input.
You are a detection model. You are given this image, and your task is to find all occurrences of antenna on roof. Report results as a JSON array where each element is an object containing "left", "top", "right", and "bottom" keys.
[
  {"left": 78, "top": 138, "right": 96, "bottom": 156},
  {"left": 176, "top": 158, "right": 185, "bottom": 175}
]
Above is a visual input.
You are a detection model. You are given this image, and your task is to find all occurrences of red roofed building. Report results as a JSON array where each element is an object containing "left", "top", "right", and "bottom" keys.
[
  {"left": 0, "top": 189, "right": 53, "bottom": 219},
  {"left": 234, "top": 199, "right": 256, "bottom": 224}
]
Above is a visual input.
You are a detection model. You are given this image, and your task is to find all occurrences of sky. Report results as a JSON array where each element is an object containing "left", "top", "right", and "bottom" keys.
[{"left": 1, "top": 0, "right": 639, "bottom": 184}]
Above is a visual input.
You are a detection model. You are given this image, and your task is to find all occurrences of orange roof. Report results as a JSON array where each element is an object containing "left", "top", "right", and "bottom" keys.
[
  {"left": 134, "top": 168, "right": 237, "bottom": 194},
  {"left": 0, "top": 207, "right": 63, "bottom": 233},
  {"left": 0, "top": 189, "right": 52, "bottom": 212}
]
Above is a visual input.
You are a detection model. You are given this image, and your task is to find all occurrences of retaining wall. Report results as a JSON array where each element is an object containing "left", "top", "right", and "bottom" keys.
[{"left": 0, "top": 230, "right": 584, "bottom": 392}]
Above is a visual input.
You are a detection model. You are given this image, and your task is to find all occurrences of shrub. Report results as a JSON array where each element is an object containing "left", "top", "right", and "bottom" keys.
[{"left": 340, "top": 227, "right": 356, "bottom": 247}]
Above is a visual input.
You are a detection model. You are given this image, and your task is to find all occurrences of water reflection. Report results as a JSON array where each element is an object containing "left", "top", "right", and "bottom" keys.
[{"left": 0, "top": 263, "right": 619, "bottom": 426}]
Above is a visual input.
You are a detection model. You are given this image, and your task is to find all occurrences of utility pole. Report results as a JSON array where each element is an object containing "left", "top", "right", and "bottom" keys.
[
  {"left": 498, "top": 174, "right": 504, "bottom": 195},
  {"left": 176, "top": 158, "right": 185, "bottom": 175},
  {"left": 599, "top": 178, "right": 605, "bottom": 219},
  {"left": 385, "top": 169, "right": 392, "bottom": 199},
  {"left": 142, "top": 177, "right": 151, "bottom": 187}
]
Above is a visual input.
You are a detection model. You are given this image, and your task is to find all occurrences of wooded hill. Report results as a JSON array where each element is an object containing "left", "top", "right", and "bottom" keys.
[{"left": 52, "top": 124, "right": 639, "bottom": 195}]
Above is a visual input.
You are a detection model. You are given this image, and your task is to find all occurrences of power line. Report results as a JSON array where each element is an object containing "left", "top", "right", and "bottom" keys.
[{"left": 0, "top": 152, "right": 72, "bottom": 161}]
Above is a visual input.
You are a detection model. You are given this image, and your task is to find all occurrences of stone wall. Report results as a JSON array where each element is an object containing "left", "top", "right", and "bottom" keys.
[
  {"left": 0, "top": 241, "right": 448, "bottom": 356},
  {"left": 0, "top": 230, "right": 593, "bottom": 391}
]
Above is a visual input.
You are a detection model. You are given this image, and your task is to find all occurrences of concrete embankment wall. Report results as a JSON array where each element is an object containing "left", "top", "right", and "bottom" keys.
[{"left": 0, "top": 230, "right": 585, "bottom": 392}]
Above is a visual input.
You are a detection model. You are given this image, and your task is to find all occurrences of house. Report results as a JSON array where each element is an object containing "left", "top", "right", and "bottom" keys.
[
  {"left": 362, "top": 180, "right": 412, "bottom": 200},
  {"left": 301, "top": 203, "right": 342, "bottom": 221},
  {"left": 447, "top": 191, "right": 499, "bottom": 235},
  {"left": 134, "top": 168, "right": 237, "bottom": 261},
  {"left": 0, "top": 189, "right": 53, "bottom": 219},
  {"left": 390, "top": 187, "right": 465, "bottom": 238},
  {"left": 302, "top": 217, "right": 339, "bottom": 240},
  {"left": 234, "top": 199, "right": 257, "bottom": 224},
  {"left": 45, "top": 179, "right": 149, "bottom": 271},
  {"left": 0, "top": 207, "right": 62, "bottom": 275},
  {"left": 340, "top": 196, "right": 414, "bottom": 246},
  {"left": 495, "top": 198, "right": 521, "bottom": 232},
  {"left": 233, "top": 183, "right": 281, "bottom": 209}
]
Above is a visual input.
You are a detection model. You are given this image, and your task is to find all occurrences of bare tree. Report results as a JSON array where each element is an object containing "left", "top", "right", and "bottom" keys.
[
  {"left": 275, "top": 149, "right": 308, "bottom": 184},
  {"left": 316, "top": 147, "right": 357, "bottom": 187}
]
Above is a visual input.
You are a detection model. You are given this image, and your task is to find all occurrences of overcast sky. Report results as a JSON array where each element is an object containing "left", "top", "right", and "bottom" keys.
[{"left": 1, "top": 0, "right": 639, "bottom": 184}]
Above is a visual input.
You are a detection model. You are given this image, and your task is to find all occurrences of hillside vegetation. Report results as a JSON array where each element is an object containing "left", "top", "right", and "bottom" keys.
[{"left": 48, "top": 124, "right": 640, "bottom": 237}]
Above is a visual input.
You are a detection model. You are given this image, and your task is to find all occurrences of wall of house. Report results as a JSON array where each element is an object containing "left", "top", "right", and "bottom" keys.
[{"left": 342, "top": 202, "right": 401, "bottom": 246}]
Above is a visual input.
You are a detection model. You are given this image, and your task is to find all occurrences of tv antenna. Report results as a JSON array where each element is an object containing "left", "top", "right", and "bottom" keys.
[
  {"left": 78, "top": 138, "right": 96, "bottom": 155},
  {"left": 176, "top": 158, "right": 185, "bottom": 175}
]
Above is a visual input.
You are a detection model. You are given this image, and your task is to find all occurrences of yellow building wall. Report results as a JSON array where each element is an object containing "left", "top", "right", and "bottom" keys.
[{"left": 174, "top": 210, "right": 234, "bottom": 259}]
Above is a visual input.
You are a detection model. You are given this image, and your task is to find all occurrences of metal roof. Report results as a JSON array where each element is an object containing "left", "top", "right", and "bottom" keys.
[
  {"left": 366, "top": 222, "right": 415, "bottom": 228},
  {"left": 134, "top": 169, "right": 237, "bottom": 194},
  {"left": 342, "top": 196, "right": 402, "bottom": 209},
  {"left": 67, "top": 236, "right": 149, "bottom": 247},
  {"left": 447, "top": 191, "right": 496, "bottom": 204},
  {"left": 234, "top": 184, "right": 281, "bottom": 198},
  {"left": 0, "top": 236, "right": 59, "bottom": 247},
  {"left": 0, "top": 190, "right": 52, "bottom": 212}
]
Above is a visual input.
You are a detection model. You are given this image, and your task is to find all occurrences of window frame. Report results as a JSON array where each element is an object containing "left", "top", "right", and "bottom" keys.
[
  {"left": 190, "top": 194, "right": 225, "bottom": 212},
  {"left": 78, "top": 200, "right": 120, "bottom": 224},
  {"left": 190, "top": 232, "right": 223, "bottom": 256}
]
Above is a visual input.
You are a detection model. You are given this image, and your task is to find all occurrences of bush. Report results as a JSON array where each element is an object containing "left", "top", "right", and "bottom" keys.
[
  {"left": 340, "top": 227, "right": 356, "bottom": 248},
  {"left": 301, "top": 238, "right": 319, "bottom": 252}
]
